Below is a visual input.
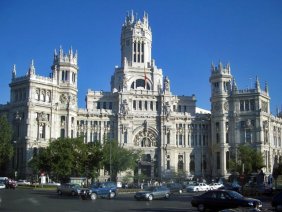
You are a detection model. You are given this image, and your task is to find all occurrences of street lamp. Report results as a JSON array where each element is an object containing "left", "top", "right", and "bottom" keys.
[{"left": 109, "top": 141, "right": 112, "bottom": 181}]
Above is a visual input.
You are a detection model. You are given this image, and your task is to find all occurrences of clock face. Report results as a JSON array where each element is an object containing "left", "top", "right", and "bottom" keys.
[{"left": 136, "top": 29, "right": 141, "bottom": 36}]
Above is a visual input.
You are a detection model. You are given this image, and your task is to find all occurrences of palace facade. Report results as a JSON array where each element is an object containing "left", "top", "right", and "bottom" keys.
[{"left": 1, "top": 12, "right": 282, "bottom": 181}]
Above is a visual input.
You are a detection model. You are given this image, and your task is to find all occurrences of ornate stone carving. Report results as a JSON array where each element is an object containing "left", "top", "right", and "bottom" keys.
[
  {"left": 164, "top": 76, "right": 170, "bottom": 92},
  {"left": 120, "top": 99, "right": 129, "bottom": 115},
  {"left": 134, "top": 129, "right": 158, "bottom": 147},
  {"left": 163, "top": 102, "right": 171, "bottom": 120}
]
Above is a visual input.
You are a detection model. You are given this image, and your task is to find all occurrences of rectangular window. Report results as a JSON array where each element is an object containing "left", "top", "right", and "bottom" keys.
[
  {"left": 245, "top": 100, "right": 249, "bottom": 111},
  {"left": 97, "top": 102, "right": 101, "bottom": 109},
  {"left": 139, "top": 101, "right": 142, "bottom": 110},
  {"left": 240, "top": 100, "right": 244, "bottom": 111},
  {"left": 167, "top": 132, "right": 170, "bottom": 144},
  {"left": 250, "top": 99, "right": 255, "bottom": 111},
  {"left": 133, "top": 100, "right": 136, "bottom": 110},
  {"left": 60, "top": 129, "right": 65, "bottom": 138},
  {"left": 103, "top": 102, "right": 106, "bottom": 109},
  {"left": 156, "top": 101, "right": 159, "bottom": 111},
  {"left": 150, "top": 101, "right": 153, "bottom": 110},
  {"left": 179, "top": 134, "right": 183, "bottom": 145},
  {"left": 124, "top": 131, "right": 127, "bottom": 143},
  {"left": 216, "top": 133, "right": 220, "bottom": 144},
  {"left": 178, "top": 105, "right": 181, "bottom": 112},
  {"left": 184, "top": 106, "right": 187, "bottom": 112},
  {"left": 109, "top": 102, "right": 113, "bottom": 110},
  {"left": 145, "top": 101, "right": 148, "bottom": 110}
]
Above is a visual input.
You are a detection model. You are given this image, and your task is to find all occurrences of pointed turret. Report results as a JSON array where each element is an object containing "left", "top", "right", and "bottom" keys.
[
  {"left": 218, "top": 61, "right": 223, "bottom": 72},
  {"left": 255, "top": 76, "right": 260, "bottom": 91},
  {"left": 27, "top": 59, "right": 35, "bottom": 76},
  {"left": 211, "top": 62, "right": 215, "bottom": 72},
  {"left": 12, "top": 64, "right": 16, "bottom": 79},
  {"left": 265, "top": 81, "right": 268, "bottom": 94}
]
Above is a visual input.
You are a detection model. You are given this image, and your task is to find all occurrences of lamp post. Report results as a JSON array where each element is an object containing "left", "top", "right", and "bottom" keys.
[{"left": 109, "top": 141, "right": 112, "bottom": 181}]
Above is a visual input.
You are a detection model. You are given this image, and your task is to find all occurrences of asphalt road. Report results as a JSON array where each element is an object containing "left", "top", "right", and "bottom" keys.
[{"left": 0, "top": 188, "right": 274, "bottom": 212}]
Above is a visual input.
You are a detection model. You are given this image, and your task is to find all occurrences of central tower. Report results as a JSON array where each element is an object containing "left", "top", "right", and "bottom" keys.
[{"left": 121, "top": 11, "right": 152, "bottom": 67}]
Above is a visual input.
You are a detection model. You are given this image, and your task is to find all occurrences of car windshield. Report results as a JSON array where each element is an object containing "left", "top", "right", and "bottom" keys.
[{"left": 228, "top": 191, "right": 243, "bottom": 199}]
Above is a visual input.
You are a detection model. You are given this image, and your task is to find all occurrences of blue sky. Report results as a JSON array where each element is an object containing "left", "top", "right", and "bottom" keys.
[{"left": 0, "top": 0, "right": 282, "bottom": 113}]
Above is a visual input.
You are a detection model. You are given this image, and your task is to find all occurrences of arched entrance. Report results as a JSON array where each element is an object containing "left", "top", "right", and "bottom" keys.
[{"left": 133, "top": 126, "right": 159, "bottom": 180}]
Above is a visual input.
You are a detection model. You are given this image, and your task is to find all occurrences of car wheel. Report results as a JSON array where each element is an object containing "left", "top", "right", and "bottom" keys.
[
  {"left": 165, "top": 193, "right": 170, "bottom": 199},
  {"left": 109, "top": 191, "right": 116, "bottom": 199},
  {"left": 197, "top": 204, "right": 205, "bottom": 212},
  {"left": 148, "top": 194, "right": 153, "bottom": 201},
  {"left": 90, "top": 193, "right": 97, "bottom": 200},
  {"left": 276, "top": 205, "right": 282, "bottom": 211},
  {"left": 58, "top": 190, "right": 62, "bottom": 195},
  {"left": 179, "top": 189, "right": 183, "bottom": 194}
]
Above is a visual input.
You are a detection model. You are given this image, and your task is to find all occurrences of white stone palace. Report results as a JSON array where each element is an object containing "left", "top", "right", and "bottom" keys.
[{"left": 1, "top": 11, "right": 282, "bottom": 181}]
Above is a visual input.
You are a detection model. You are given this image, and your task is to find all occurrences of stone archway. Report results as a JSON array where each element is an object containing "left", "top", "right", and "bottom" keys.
[
  {"left": 133, "top": 128, "right": 158, "bottom": 147},
  {"left": 133, "top": 128, "right": 159, "bottom": 180}
]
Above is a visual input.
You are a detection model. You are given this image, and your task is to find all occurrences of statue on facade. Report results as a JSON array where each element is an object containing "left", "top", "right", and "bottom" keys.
[
  {"left": 164, "top": 101, "right": 171, "bottom": 120},
  {"left": 123, "top": 74, "right": 128, "bottom": 90},
  {"left": 120, "top": 99, "right": 129, "bottom": 115},
  {"left": 164, "top": 76, "right": 170, "bottom": 92}
]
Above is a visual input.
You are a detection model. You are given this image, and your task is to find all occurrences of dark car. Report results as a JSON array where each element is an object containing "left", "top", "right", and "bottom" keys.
[
  {"left": 57, "top": 183, "right": 81, "bottom": 196},
  {"left": 219, "top": 182, "right": 242, "bottom": 193},
  {"left": 272, "top": 191, "right": 282, "bottom": 211},
  {"left": 80, "top": 181, "right": 118, "bottom": 200},
  {"left": 166, "top": 183, "right": 183, "bottom": 194},
  {"left": 134, "top": 186, "right": 170, "bottom": 201},
  {"left": 191, "top": 189, "right": 262, "bottom": 212}
]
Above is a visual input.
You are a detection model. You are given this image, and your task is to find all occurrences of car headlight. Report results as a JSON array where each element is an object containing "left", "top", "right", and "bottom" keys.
[
  {"left": 145, "top": 193, "right": 150, "bottom": 198},
  {"left": 248, "top": 202, "right": 254, "bottom": 206}
]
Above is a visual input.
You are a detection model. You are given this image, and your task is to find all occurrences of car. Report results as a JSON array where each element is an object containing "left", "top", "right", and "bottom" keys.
[
  {"left": 165, "top": 183, "right": 183, "bottom": 194},
  {"left": 271, "top": 191, "right": 282, "bottom": 211},
  {"left": 57, "top": 183, "right": 81, "bottom": 196},
  {"left": 0, "top": 183, "right": 5, "bottom": 189},
  {"left": 17, "top": 180, "right": 31, "bottom": 186},
  {"left": 209, "top": 182, "right": 224, "bottom": 190},
  {"left": 219, "top": 182, "right": 242, "bottom": 193},
  {"left": 191, "top": 189, "right": 262, "bottom": 212},
  {"left": 80, "top": 181, "right": 118, "bottom": 200},
  {"left": 134, "top": 186, "right": 170, "bottom": 201},
  {"left": 187, "top": 182, "right": 211, "bottom": 192}
]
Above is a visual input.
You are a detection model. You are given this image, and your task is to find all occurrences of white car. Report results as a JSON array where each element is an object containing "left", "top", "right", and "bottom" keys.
[
  {"left": 186, "top": 182, "right": 211, "bottom": 192},
  {"left": 17, "top": 180, "right": 31, "bottom": 186},
  {"left": 209, "top": 182, "right": 223, "bottom": 190},
  {"left": 0, "top": 183, "right": 6, "bottom": 189}
]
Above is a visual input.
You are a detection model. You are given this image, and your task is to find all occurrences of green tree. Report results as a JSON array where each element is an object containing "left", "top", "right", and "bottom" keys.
[
  {"left": 102, "top": 140, "right": 141, "bottom": 181},
  {"left": 28, "top": 137, "right": 103, "bottom": 183},
  {"left": 229, "top": 144, "right": 265, "bottom": 174},
  {"left": 0, "top": 115, "right": 14, "bottom": 173},
  {"left": 84, "top": 142, "right": 103, "bottom": 180}
]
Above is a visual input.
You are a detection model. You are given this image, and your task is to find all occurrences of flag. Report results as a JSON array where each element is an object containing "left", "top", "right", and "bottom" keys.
[{"left": 144, "top": 66, "right": 148, "bottom": 88}]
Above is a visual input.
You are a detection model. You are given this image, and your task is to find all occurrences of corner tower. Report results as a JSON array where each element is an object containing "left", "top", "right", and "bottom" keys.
[{"left": 209, "top": 62, "right": 232, "bottom": 177}]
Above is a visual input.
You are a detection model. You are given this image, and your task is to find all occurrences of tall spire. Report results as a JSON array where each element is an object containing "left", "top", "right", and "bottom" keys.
[
  {"left": 255, "top": 76, "right": 260, "bottom": 91},
  {"left": 28, "top": 59, "right": 35, "bottom": 76},
  {"left": 12, "top": 64, "right": 16, "bottom": 79},
  {"left": 265, "top": 81, "right": 268, "bottom": 94}
]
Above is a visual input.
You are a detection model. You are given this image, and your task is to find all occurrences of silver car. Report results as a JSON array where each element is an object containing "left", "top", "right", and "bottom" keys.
[{"left": 57, "top": 183, "right": 81, "bottom": 196}]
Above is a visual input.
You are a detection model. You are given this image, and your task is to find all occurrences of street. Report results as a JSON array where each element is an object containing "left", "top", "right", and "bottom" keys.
[{"left": 0, "top": 188, "right": 274, "bottom": 212}]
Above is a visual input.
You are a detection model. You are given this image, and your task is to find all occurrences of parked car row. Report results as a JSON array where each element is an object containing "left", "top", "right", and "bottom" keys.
[{"left": 54, "top": 181, "right": 266, "bottom": 211}]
